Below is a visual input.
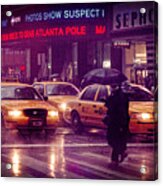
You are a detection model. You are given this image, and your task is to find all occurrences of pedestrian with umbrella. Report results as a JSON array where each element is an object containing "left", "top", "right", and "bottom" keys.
[
  {"left": 103, "top": 82, "right": 130, "bottom": 165},
  {"left": 81, "top": 68, "right": 127, "bottom": 88},
  {"left": 81, "top": 67, "right": 130, "bottom": 165}
]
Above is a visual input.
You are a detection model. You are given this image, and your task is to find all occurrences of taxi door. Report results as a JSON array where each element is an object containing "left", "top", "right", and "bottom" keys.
[
  {"left": 78, "top": 85, "right": 99, "bottom": 126},
  {"left": 92, "top": 85, "right": 109, "bottom": 128}
]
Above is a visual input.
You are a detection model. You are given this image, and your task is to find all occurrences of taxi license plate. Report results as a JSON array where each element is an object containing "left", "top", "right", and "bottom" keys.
[{"left": 32, "top": 121, "right": 43, "bottom": 127}]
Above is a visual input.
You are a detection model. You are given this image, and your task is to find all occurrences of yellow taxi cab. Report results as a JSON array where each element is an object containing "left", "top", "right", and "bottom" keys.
[
  {"left": 33, "top": 81, "right": 80, "bottom": 120},
  {"left": 63, "top": 84, "right": 157, "bottom": 134},
  {"left": 1, "top": 82, "right": 59, "bottom": 132}
]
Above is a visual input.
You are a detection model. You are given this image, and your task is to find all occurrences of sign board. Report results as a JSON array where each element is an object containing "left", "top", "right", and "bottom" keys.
[
  {"left": 24, "top": 8, "right": 105, "bottom": 22},
  {"left": 2, "top": 25, "right": 107, "bottom": 41},
  {"left": 1, "top": 5, "right": 110, "bottom": 41},
  {"left": 113, "top": 2, "right": 155, "bottom": 31},
  {"left": 2, "top": 7, "right": 107, "bottom": 28},
  {"left": 113, "top": 40, "right": 130, "bottom": 48}
]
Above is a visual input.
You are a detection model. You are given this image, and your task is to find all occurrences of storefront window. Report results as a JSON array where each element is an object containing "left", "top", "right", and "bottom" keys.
[
  {"left": 135, "top": 43, "right": 147, "bottom": 64},
  {"left": 124, "top": 42, "right": 147, "bottom": 86},
  {"left": 1, "top": 48, "right": 28, "bottom": 82},
  {"left": 103, "top": 43, "right": 111, "bottom": 68},
  {"left": 125, "top": 42, "right": 147, "bottom": 66}
]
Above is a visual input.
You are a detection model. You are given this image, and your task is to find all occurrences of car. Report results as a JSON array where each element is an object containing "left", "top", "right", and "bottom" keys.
[
  {"left": 63, "top": 83, "right": 157, "bottom": 134},
  {"left": 1, "top": 82, "right": 59, "bottom": 133},
  {"left": 33, "top": 81, "right": 80, "bottom": 121}
]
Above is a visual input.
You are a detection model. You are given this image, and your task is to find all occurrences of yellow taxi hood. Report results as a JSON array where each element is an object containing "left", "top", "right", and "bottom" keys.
[
  {"left": 2, "top": 100, "right": 56, "bottom": 110},
  {"left": 129, "top": 101, "right": 157, "bottom": 113},
  {"left": 48, "top": 95, "right": 78, "bottom": 104}
]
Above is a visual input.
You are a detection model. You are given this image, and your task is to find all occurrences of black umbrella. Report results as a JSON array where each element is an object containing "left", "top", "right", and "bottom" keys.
[{"left": 81, "top": 68, "right": 127, "bottom": 88}]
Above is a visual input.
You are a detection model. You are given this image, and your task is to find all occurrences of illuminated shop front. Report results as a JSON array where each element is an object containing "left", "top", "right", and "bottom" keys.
[
  {"left": 1, "top": 2, "right": 157, "bottom": 89},
  {"left": 1, "top": 3, "right": 112, "bottom": 85},
  {"left": 111, "top": 1, "right": 158, "bottom": 91}
]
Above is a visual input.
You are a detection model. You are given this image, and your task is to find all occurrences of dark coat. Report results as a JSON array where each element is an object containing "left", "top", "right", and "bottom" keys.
[{"left": 104, "top": 87, "right": 130, "bottom": 152}]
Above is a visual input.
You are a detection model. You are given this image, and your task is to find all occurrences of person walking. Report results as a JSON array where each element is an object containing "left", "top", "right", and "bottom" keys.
[{"left": 103, "top": 83, "right": 130, "bottom": 165}]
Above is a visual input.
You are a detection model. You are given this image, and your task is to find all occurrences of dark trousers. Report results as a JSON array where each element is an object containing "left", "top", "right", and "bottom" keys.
[
  {"left": 107, "top": 128, "right": 128, "bottom": 162},
  {"left": 111, "top": 144, "right": 127, "bottom": 162},
  {"left": 111, "top": 148, "right": 119, "bottom": 162}
]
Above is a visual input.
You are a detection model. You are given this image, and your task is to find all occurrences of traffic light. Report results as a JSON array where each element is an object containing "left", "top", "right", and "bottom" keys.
[{"left": 20, "top": 65, "right": 26, "bottom": 71}]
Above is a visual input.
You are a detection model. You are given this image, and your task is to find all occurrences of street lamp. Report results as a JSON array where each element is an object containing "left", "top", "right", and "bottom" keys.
[{"left": 103, "top": 60, "right": 111, "bottom": 68}]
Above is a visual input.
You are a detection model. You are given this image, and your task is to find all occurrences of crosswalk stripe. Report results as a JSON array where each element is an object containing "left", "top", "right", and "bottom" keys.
[
  {"left": 82, "top": 152, "right": 154, "bottom": 175},
  {"left": 1, "top": 149, "right": 155, "bottom": 180},
  {"left": 37, "top": 151, "right": 109, "bottom": 179},
  {"left": 66, "top": 156, "right": 139, "bottom": 180},
  {"left": 128, "top": 153, "right": 155, "bottom": 162},
  {"left": 67, "top": 161, "right": 113, "bottom": 179},
  {"left": 2, "top": 148, "right": 155, "bottom": 180},
  {"left": 1, "top": 141, "right": 156, "bottom": 179},
  {"left": 73, "top": 150, "right": 157, "bottom": 178},
  {"left": 1, "top": 151, "right": 112, "bottom": 179},
  {"left": 64, "top": 172, "right": 86, "bottom": 179},
  {"left": 1, "top": 142, "right": 156, "bottom": 149},
  {"left": 1, "top": 152, "right": 87, "bottom": 179},
  {"left": 84, "top": 151, "right": 155, "bottom": 165},
  {"left": 1, "top": 161, "right": 38, "bottom": 178},
  {"left": 2, "top": 154, "right": 52, "bottom": 177}
]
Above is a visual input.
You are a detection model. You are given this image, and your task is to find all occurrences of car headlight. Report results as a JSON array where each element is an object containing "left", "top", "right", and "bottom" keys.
[
  {"left": 8, "top": 110, "right": 23, "bottom": 117},
  {"left": 48, "top": 110, "right": 58, "bottom": 117},
  {"left": 140, "top": 113, "right": 151, "bottom": 120},
  {"left": 59, "top": 103, "right": 67, "bottom": 111},
  {"left": 137, "top": 112, "right": 153, "bottom": 122}
]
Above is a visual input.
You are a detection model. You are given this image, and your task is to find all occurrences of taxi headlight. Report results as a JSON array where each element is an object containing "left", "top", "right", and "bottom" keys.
[
  {"left": 48, "top": 110, "right": 58, "bottom": 117},
  {"left": 139, "top": 113, "right": 151, "bottom": 120},
  {"left": 59, "top": 103, "right": 67, "bottom": 111},
  {"left": 8, "top": 110, "right": 23, "bottom": 117}
]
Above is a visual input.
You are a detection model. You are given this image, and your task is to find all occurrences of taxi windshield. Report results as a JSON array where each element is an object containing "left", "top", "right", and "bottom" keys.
[
  {"left": 1, "top": 86, "right": 43, "bottom": 100},
  {"left": 46, "top": 84, "right": 78, "bottom": 96},
  {"left": 122, "top": 85, "right": 154, "bottom": 101}
]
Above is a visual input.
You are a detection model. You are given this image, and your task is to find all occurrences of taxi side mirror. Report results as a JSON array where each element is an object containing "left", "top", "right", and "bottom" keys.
[
  {"left": 99, "top": 98, "right": 106, "bottom": 103},
  {"left": 44, "top": 96, "right": 48, "bottom": 101}
]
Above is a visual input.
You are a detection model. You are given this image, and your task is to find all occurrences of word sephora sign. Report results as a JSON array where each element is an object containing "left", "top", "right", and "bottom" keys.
[
  {"left": 25, "top": 8, "right": 105, "bottom": 22},
  {"left": 113, "top": 3, "right": 155, "bottom": 30}
]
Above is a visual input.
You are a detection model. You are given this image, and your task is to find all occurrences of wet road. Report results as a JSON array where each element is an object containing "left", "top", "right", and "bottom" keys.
[{"left": 1, "top": 127, "right": 158, "bottom": 180}]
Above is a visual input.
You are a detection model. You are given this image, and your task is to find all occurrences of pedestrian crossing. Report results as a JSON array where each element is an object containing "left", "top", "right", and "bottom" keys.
[
  {"left": 1, "top": 142, "right": 157, "bottom": 180},
  {"left": 1, "top": 142, "right": 156, "bottom": 148}
]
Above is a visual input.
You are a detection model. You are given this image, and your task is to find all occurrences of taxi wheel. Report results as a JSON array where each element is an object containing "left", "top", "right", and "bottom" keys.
[
  {"left": 71, "top": 111, "right": 83, "bottom": 134},
  {"left": 45, "top": 129, "right": 56, "bottom": 136},
  {"left": 18, "top": 129, "right": 31, "bottom": 136}
]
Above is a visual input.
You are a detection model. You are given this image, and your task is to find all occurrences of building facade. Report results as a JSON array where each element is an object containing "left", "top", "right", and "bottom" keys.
[
  {"left": 1, "top": 2, "right": 158, "bottom": 90},
  {"left": 111, "top": 2, "right": 158, "bottom": 90}
]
